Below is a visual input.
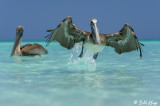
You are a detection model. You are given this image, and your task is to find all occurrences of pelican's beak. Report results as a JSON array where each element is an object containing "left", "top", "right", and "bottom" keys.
[{"left": 11, "top": 26, "right": 24, "bottom": 56}]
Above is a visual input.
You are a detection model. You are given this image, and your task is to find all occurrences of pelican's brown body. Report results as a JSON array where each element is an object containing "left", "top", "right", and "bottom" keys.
[
  {"left": 11, "top": 26, "right": 48, "bottom": 56},
  {"left": 19, "top": 43, "right": 48, "bottom": 56}
]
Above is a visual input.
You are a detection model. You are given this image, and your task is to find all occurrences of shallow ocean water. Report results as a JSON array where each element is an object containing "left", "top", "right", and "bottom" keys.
[{"left": 0, "top": 41, "right": 160, "bottom": 106}]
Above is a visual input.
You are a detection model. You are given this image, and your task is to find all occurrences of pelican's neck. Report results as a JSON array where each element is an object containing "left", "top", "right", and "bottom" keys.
[
  {"left": 90, "top": 26, "right": 96, "bottom": 44},
  {"left": 11, "top": 26, "right": 24, "bottom": 57},
  {"left": 11, "top": 35, "right": 22, "bottom": 56},
  {"left": 90, "top": 23, "right": 100, "bottom": 44},
  {"left": 15, "top": 38, "right": 22, "bottom": 56}
]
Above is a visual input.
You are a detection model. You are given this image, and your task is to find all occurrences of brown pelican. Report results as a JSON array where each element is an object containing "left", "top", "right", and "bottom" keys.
[
  {"left": 11, "top": 26, "right": 48, "bottom": 56},
  {"left": 45, "top": 16, "right": 144, "bottom": 59}
]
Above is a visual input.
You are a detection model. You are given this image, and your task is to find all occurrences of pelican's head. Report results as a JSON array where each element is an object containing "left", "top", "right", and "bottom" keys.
[
  {"left": 16, "top": 26, "right": 24, "bottom": 35},
  {"left": 90, "top": 18, "right": 101, "bottom": 45},
  {"left": 11, "top": 26, "right": 24, "bottom": 56}
]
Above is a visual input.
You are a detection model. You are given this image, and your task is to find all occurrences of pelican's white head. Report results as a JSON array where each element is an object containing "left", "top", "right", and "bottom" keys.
[
  {"left": 90, "top": 18, "right": 101, "bottom": 45},
  {"left": 91, "top": 18, "right": 97, "bottom": 24}
]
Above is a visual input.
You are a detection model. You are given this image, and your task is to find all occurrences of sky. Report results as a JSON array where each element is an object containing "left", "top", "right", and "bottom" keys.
[{"left": 0, "top": 0, "right": 159, "bottom": 40}]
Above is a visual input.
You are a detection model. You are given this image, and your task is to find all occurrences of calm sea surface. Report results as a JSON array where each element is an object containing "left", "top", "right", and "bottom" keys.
[{"left": 0, "top": 41, "right": 160, "bottom": 106}]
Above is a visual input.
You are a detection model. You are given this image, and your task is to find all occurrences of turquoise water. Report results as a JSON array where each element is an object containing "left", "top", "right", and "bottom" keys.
[{"left": 0, "top": 41, "right": 160, "bottom": 106}]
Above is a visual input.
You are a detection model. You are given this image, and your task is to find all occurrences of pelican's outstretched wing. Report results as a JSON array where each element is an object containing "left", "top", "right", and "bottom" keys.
[
  {"left": 100, "top": 24, "right": 144, "bottom": 57},
  {"left": 21, "top": 43, "right": 48, "bottom": 56},
  {"left": 45, "top": 16, "right": 90, "bottom": 49}
]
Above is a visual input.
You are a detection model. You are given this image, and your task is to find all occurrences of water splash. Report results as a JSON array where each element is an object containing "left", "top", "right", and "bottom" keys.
[{"left": 68, "top": 44, "right": 96, "bottom": 71}]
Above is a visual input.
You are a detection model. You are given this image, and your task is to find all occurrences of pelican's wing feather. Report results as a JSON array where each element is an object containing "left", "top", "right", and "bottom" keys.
[
  {"left": 45, "top": 16, "right": 90, "bottom": 49},
  {"left": 100, "top": 24, "right": 144, "bottom": 57},
  {"left": 20, "top": 44, "right": 32, "bottom": 50},
  {"left": 21, "top": 43, "right": 48, "bottom": 56}
]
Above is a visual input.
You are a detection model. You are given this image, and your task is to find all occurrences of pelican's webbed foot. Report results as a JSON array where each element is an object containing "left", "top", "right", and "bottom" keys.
[
  {"left": 79, "top": 46, "right": 84, "bottom": 58},
  {"left": 93, "top": 53, "right": 98, "bottom": 59}
]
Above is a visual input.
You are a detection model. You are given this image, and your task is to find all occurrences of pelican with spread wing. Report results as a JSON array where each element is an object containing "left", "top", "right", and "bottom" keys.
[
  {"left": 11, "top": 26, "right": 48, "bottom": 57},
  {"left": 45, "top": 16, "right": 144, "bottom": 59}
]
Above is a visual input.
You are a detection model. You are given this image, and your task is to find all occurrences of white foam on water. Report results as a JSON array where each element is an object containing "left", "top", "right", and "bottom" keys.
[{"left": 68, "top": 44, "right": 96, "bottom": 71}]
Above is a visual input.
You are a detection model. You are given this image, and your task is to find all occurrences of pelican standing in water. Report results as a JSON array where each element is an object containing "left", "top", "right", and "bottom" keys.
[
  {"left": 45, "top": 16, "right": 144, "bottom": 59},
  {"left": 11, "top": 26, "right": 48, "bottom": 56}
]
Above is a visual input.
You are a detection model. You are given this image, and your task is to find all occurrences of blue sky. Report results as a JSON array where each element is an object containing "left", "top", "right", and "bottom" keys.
[{"left": 0, "top": 0, "right": 159, "bottom": 40}]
